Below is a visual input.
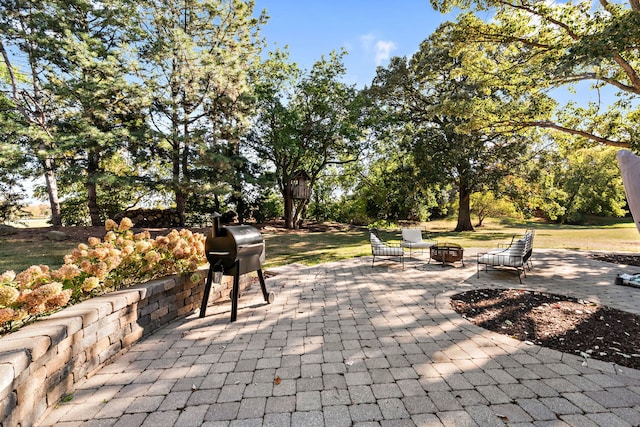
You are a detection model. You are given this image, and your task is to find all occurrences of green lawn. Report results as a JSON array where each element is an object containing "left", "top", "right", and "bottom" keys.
[
  {"left": 262, "top": 218, "right": 640, "bottom": 269},
  {"left": 0, "top": 240, "right": 78, "bottom": 273},
  {"left": 2, "top": 218, "right": 640, "bottom": 274}
]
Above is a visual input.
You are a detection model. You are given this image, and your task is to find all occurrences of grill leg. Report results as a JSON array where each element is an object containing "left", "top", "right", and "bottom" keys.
[
  {"left": 257, "top": 268, "right": 275, "bottom": 303},
  {"left": 199, "top": 266, "right": 214, "bottom": 318},
  {"left": 230, "top": 261, "right": 240, "bottom": 322},
  {"left": 257, "top": 269, "right": 269, "bottom": 301}
]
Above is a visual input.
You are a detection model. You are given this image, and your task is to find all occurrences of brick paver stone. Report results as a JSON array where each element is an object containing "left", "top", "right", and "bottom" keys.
[
  {"left": 291, "top": 410, "right": 324, "bottom": 427},
  {"left": 237, "top": 397, "right": 266, "bottom": 419},
  {"left": 349, "top": 403, "right": 383, "bottom": 422},
  {"left": 113, "top": 413, "right": 148, "bottom": 427},
  {"left": 321, "top": 389, "right": 351, "bottom": 406},
  {"left": 378, "top": 398, "right": 410, "bottom": 420},
  {"left": 323, "top": 405, "right": 352, "bottom": 427},
  {"left": 436, "top": 410, "right": 479, "bottom": 427},
  {"left": 141, "top": 410, "right": 180, "bottom": 426},
  {"left": 31, "top": 253, "right": 640, "bottom": 427},
  {"left": 263, "top": 412, "right": 291, "bottom": 427}
]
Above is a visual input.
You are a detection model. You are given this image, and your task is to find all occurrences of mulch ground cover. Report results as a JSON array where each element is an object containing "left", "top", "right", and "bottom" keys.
[
  {"left": 451, "top": 253, "right": 640, "bottom": 370},
  {"left": 451, "top": 288, "right": 640, "bottom": 370}
]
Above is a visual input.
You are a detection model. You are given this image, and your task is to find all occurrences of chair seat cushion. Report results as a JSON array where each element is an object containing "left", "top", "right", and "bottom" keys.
[
  {"left": 478, "top": 250, "right": 524, "bottom": 267},
  {"left": 372, "top": 246, "right": 404, "bottom": 256},
  {"left": 401, "top": 241, "right": 434, "bottom": 249}
]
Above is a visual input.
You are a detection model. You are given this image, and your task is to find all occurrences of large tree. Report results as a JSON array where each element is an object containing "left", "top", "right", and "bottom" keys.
[
  {"left": 0, "top": 0, "right": 145, "bottom": 226},
  {"left": 50, "top": 0, "right": 147, "bottom": 226},
  {"left": 0, "top": 0, "right": 64, "bottom": 225},
  {"left": 247, "top": 50, "right": 367, "bottom": 229},
  {"left": 136, "top": 0, "right": 266, "bottom": 225},
  {"left": 0, "top": 89, "right": 29, "bottom": 223},
  {"left": 370, "top": 23, "right": 545, "bottom": 231},
  {"left": 430, "top": 0, "right": 640, "bottom": 148}
]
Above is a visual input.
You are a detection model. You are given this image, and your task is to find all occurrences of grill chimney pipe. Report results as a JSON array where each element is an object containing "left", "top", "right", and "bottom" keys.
[{"left": 211, "top": 212, "right": 222, "bottom": 238}]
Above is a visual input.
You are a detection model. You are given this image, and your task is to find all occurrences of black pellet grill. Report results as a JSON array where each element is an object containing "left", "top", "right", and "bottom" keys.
[{"left": 200, "top": 214, "right": 275, "bottom": 322}]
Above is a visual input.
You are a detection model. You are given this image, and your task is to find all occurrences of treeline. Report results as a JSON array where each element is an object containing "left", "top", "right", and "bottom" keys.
[{"left": 1, "top": 0, "right": 637, "bottom": 230}]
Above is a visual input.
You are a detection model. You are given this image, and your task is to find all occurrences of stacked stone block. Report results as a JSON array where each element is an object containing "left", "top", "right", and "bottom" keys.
[{"left": 0, "top": 269, "right": 250, "bottom": 426}]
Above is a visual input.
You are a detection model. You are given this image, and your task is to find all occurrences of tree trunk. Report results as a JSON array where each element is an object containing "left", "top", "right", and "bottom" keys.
[
  {"left": 172, "top": 129, "right": 186, "bottom": 226},
  {"left": 172, "top": 150, "right": 184, "bottom": 226},
  {"left": 179, "top": 127, "right": 190, "bottom": 227},
  {"left": 176, "top": 190, "right": 186, "bottom": 226},
  {"left": 87, "top": 182, "right": 100, "bottom": 226},
  {"left": 231, "top": 173, "right": 247, "bottom": 223},
  {"left": 44, "top": 162, "right": 62, "bottom": 227},
  {"left": 295, "top": 199, "right": 308, "bottom": 229},
  {"left": 87, "top": 150, "right": 102, "bottom": 226},
  {"left": 455, "top": 184, "right": 474, "bottom": 232},
  {"left": 283, "top": 185, "right": 294, "bottom": 229},
  {"left": 236, "top": 196, "right": 247, "bottom": 224}
]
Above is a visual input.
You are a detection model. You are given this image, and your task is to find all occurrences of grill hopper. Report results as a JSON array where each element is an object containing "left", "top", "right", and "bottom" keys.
[{"left": 200, "top": 214, "right": 274, "bottom": 322}]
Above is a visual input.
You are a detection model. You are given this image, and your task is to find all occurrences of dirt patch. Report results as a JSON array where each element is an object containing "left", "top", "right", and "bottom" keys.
[
  {"left": 0, "top": 220, "right": 361, "bottom": 243},
  {"left": 0, "top": 226, "right": 211, "bottom": 243},
  {"left": 259, "top": 220, "right": 362, "bottom": 234},
  {"left": 451, "top": 288, "right": 640, "bottom": 370}
]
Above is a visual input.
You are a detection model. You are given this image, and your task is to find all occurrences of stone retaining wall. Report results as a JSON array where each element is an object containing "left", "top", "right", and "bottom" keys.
[{"left": 0, "top": 270, "right": 248, "bottom": 427}]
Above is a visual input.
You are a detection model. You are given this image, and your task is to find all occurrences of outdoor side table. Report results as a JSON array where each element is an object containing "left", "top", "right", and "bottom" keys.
[{"left": 430, "top": 243, "right": 464, "bottom": 266}]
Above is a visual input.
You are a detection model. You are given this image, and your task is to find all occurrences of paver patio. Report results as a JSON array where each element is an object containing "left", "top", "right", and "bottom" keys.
[{"left": 38, "top": 249, "right": 640, "bottom": 426}]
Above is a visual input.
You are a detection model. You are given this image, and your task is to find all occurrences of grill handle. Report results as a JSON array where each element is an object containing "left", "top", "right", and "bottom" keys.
[
  {"left": 237, "top": 243, "right": 264, "bottom": 250},
  {"left": 208, "top": 251, "right": 231, "bottom": 256}
]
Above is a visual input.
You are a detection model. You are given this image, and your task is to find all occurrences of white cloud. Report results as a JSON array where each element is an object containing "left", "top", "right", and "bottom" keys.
[
  {"left": 374, "top": 40, "right": 396, "bottom": 65},
  {"left": 359, "top": 33, "right": 396, "bottom": 66},
  {"left": 360, "top": 33, "right": 376, "bottom": 50}
]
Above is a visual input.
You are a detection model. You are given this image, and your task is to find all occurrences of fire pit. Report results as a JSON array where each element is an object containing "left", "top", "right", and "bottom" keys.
[
  {"left": 200, "top": 213, "right": 275, "bottom": 322},
  {"left": 430, "top": 242, "right": 464, "bottom": 266}
]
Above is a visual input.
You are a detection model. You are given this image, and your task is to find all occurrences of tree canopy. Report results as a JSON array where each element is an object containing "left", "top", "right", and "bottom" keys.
[
  {"left": 0, "top": 0, "right": 633, "bottom": 230},
  {"left": 246, "top": 50, "right": 367, "bottom": 229},
  {"left": 431, "top": 0, "right": 640, "bottom": 148},
  {"left": 135, "top": 0, "right": 266, "bottom": 226},
  {"left": 369, "top": 23, "right": 541, "bottom": 230}
]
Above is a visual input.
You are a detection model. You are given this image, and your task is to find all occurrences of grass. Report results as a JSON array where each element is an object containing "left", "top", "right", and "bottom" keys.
[
  {"left": 0, "top": 240, "right": 78, "bottom": 273},
  {"left": 1, "top": 217, "right": 640, "bottom": 273},
  {"left": 263, "top": 229, "right": 368, "bottom": 268},
  {"left": 262, "top": 217, "right": 640, "bottom": 269}
]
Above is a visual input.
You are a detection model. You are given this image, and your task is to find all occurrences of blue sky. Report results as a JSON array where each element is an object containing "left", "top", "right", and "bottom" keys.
[
  {"left": 254, "top": 1, "right": 459, "bottom": 88},
  {"left": 253, "top": 1, "right": 618, "bottom": 107}
]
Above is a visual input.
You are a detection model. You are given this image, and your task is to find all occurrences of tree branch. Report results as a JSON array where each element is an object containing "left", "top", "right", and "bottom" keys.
[
  {"left": 611, "top": 52, "right": 640, "bottom": 93},
  {"left": 552, "top": 72, "right": 639, "bottom": 94},
  {"left": 519, "top": 120, "right": 629, "bottom": 147},
  {"left": 0, "top": 40, "right": 19, "bottom": 101},
  {"left": 498, "top": 0, "right": 580, "bottom": 40},
  {"left": 474, "top": 29, "right": 553, "bottom": 49}
]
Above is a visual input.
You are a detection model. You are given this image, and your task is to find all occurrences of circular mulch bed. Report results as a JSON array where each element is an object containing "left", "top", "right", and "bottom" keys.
[
  {"left": 451, "top": 288, "right": 640, "bottom": 370},
  {"left": 590, "top": 253, "right": 640, "bottom": 267}
]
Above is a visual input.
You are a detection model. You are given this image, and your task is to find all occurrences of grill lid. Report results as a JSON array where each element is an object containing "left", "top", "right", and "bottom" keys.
[{"left": 205, "top": 213, "right": 265, "bottom": 273}]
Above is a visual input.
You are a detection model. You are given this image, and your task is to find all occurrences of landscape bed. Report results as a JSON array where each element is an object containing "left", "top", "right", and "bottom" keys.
[{"left": 451, "top": 287, "right": 640, "bottom": 370}]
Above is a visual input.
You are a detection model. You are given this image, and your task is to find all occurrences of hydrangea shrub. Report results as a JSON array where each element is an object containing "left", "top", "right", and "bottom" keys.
[{"left": 0, "top": 218, "right": 206, "bottom": 334}]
